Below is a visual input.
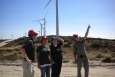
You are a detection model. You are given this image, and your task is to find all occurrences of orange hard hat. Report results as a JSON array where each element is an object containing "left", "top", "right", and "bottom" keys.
[
  {"left": 28, "top": 30, "right": 38, "bottom": 36},
  {"left": 40, "top": 36, "right": 48, "bottom": 41}
]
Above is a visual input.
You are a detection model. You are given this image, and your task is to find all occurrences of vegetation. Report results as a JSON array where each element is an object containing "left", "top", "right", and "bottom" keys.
[
  {"left": 102, "top": 56, "right": 112, "bottom": 63},
  {"left": 91, "top": 42, "right": 101, "bottom": 48},
  {"left": 0, "top": 40, "right": 6, "bottom": 43},
  {"left": 0, "top": 36, "right": 115, "bottom": 63},
  {"left": 96, "top": 53, "right": 104, "bottom": 58},
  {"left": 63, "top": 60, "right": 70, "bottom": 63}
]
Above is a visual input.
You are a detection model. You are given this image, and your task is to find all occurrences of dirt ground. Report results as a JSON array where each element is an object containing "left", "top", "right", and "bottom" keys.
[{"left": 0, "top": 63, "right": 115, "bottom": 77}]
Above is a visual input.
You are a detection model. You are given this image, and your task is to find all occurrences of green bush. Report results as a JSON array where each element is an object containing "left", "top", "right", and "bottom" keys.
[
  {"left": 102, "top": 56, "right": 111, "bottom": 63},
  {"left": 104, "top": 40, "right": 109, "bottom": 45},
  {"left": 91, "top": 42, "right": 101, "bottom": 48},
  {"left": 64, "top": 37, "right": 72, "bottom": 42}
]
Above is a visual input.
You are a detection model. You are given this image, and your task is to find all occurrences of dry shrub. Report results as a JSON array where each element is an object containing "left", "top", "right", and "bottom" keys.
[
  {"left": 0, "top": 51, "right": 23, "bottom": 60},
  {"left": 111, "top": 52, "right": 115, "bottom": 57},
  {"left": 96, "top": 53, "right": 104, "bottom": 58},
  {"left": 87, "top": 52, "right": 96, "bottom": 60},
  {"left": 102, "top": 56, "right": 112, "bottom": 63},
  {"left": 63, "top": 60, "right": 70, "bottom": 63},
  {"left": 91, "top": 42, "right": 101, "bottom": 48}
]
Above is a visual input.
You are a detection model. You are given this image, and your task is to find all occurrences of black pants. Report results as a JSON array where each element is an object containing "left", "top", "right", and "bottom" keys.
[{"left": 51, "top": 60, "right": 62, "bottom": 77}]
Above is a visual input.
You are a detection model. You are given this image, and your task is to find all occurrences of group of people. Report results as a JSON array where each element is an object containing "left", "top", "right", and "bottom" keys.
[{"left": 20, "top": 25, "right": 91, "bottom": 77}]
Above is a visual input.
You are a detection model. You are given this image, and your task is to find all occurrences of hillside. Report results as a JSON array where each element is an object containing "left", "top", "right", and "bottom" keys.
[{"left": 0, "top": 36, "right": 115, "bottom": 63}]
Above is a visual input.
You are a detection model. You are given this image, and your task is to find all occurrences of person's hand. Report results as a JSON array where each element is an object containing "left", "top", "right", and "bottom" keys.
[
  {"left": 38, "top": 64, "right": 40, "bottom": 69},
  {"left": 51, "top": 60, "right": 55, "bottom": 64},
  {"left": 56, "top": 37, "right": 60, "bottom": 40},
  {"left": 88, "top": 24, "right": 91, "bottom": 29},
  {"left": 27, "top": 59, "right": 32, "bottom": 65},
  {"left": 73, "top": 59, "right": 78, "bottom": 64}
]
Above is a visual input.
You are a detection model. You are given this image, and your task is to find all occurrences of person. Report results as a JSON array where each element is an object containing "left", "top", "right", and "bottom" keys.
[
  {"left": 50, "top": 37, "right": 64, "bottom": 77},
  {"left": 72, "top": 25, "right": 91, "bottom": 77},
  {"left": 20, "top": 30, "right": 38, "bottom": 77},
  {"left": 36, "top": 36, "right": 54, "bottom": 77}
]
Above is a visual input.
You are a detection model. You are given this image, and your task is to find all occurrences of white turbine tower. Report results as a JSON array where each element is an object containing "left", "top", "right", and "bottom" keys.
[
  {"left": 45, "top": 0, "right": 59, "bottom": 36},
  {"left": 38, "top": 21, "right": 43, "bottom": 36},
  {"left": 25, "top": 33, "right": 27, "bottom": 37},
  {"left": 33, "top": 20, "right": 44, "bottom": 36},
  {"left": 38, "top": 31, "right": 40, "bottom": 37},
  {"left": 11, "top": 35, "right": 13, "bottom": 40}
]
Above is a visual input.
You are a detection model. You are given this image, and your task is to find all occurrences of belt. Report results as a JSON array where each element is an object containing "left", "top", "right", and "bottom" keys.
[
  {"left": 79, "top": 55, "right": 84, "bottom": 58},
  {"left": 23, "top": 59, "right": 34, "bottom": 63}
]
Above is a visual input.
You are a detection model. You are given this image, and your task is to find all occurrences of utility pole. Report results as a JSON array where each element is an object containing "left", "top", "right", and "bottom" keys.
[
  {"left": 1, "top": 36, "right": 2, "bottom": 40},
  {"left": 11, "top": 35, "right": 13, "bottom": 40}
]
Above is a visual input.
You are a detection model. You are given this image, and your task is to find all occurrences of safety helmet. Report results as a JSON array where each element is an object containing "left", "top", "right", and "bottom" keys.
[
  {"left": 72, "top": 34, "right": 78, "bottom": 40},
  {"left": 40, "top": 36, "right": 48, "bottom": 41},
  {"left": 50, "top": 37, "right": 57, "bottom": 42},
  {"left": 28, "top": 30, "right": 38, "bottom": 36}
]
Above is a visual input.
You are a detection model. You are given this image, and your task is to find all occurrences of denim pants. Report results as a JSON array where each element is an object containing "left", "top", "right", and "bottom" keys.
[{"left": 40, "top": 65, "right": 51, "bottom": 77}]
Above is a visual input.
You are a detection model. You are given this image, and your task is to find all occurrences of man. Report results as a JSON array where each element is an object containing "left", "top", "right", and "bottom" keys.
[
  {"left": 20, "top": 30, "right": 38, "bottom": 77},
  {"left": 72, "top": 25, "right": 90, "bottom": 77}
]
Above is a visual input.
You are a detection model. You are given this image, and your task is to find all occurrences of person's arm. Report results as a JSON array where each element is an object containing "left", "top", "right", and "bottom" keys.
[
  {"left": 73, "top": 44, "right": 77, "bottom": 63},
  {"left": 73, "top": 52, "right": 77, "bottom": 62},
  {"left": 56, "top": 37, "right": 64, "bottom": 45},
  {"left": 84, "top": 24, "right": 91, "bottom": 40},
  {"left": 20, "top": 47, "right": 32, "bottom": 64},
  {"left": 36, "top": 52, "right": 40, "bottom": 69},
  {"left": 50, "top": 54, "right": 55, "bottom": 64}
]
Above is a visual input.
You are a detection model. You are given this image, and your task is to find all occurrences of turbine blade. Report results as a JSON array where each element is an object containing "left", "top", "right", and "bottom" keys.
[
  {"left": 44, "top": 0, "right": 51, "bottom": 9},
  {"left": 44, "top": 7, "right": 49, "bottom": 18},
  {"left": 36, "top": 19, "right": 44, "bottom": 21},
  {"left": 38, "top": 21, "right": 42, "bottom": 25}
]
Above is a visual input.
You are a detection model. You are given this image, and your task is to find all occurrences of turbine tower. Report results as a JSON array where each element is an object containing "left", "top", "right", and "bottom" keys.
[
  {"left": 45, "top": 0, "right": 59, "bottom": 36},
  {"left": 11, "top": 35, "right": 13, "bottom": 40},
  {"left": 40, "top": 8, "right": 49, "bottom": 36},
  {"left": 25, "top": 33, "right": 27, "bottom": 37},
  {"left": 34, "top": 20, "right": 43, "bottom": 36}
]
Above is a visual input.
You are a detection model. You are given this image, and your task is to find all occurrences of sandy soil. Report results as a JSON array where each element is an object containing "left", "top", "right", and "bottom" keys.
[{"left": 0, "top": 62, "right": 115, "bottom": 77}]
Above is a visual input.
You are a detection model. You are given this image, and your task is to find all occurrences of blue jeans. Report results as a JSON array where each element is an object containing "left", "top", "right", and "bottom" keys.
[{"left": 40, "top": 66, "right": 51, "bottom": 77}]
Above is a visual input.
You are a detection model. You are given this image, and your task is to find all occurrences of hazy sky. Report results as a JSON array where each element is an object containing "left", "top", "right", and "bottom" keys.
[{"left": 0, "top": 0, "right": 115, "bottom": 39}]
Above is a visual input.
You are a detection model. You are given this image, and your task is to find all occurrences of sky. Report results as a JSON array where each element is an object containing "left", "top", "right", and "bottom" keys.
[{"left": 0, "top": 0, "right": 115, "bottom": 39}]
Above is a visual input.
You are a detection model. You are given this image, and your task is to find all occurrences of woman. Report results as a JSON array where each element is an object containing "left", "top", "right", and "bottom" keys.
[
  {"left": 50, "top": 37, "right": 64, "bottom": 77},
  {"left": 36, "top": 36, "right": 54, "bottom": 77}
]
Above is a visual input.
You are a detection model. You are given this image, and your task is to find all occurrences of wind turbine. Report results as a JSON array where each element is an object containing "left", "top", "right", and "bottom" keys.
[
  {"left": 1, "top": 36, "right": 2, "bottom": 40},
  {"left": 33, "top": 20, "right": 44, "bottom": 36},
  {"left": 45, "top": 0, "right": 59, "bottom": 36},
  {"left": 38, "top": 8, "right": 49, "bottom": 36},
  {"left": 38, "top": 21, "right": 43, "bottom": 36},
  {"left": 25, "top": 33, "right": 27, "bottom": 37},
  {"left": 38, "top": 31, "right": 40, "bottom": 37},
  {"left": 11, "top": 35, "right": 13, "bottom": 40}
]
